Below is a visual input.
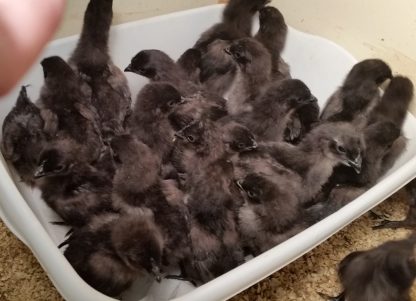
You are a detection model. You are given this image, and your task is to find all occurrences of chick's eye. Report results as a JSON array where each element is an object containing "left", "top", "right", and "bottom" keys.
[
  {"left": 238, "top": 143, "right": 245, "bottom": 149},
  {"left": 187, "top": 135, "right": 195, "bottom": 143},
  {"left": 168, "top": 100, "right": 176, "bottom": 107},
  {"left": 234, "top": 52, "right": 242, "bottom": 59},
  {"left": 247, "top": 190, "right": 257, "bottom": 199},
  {"left": 337, "top": 145, "right": 346, "bottom": 154}
]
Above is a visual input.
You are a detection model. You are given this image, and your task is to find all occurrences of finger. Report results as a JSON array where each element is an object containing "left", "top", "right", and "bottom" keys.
[{"left": 0, "top": 0, "right": 66, "bottom": 96}]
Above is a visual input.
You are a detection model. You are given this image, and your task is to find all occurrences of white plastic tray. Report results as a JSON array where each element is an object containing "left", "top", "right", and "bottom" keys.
[{"left": 1, "top": 4, "right": 416, "bottom": 301}]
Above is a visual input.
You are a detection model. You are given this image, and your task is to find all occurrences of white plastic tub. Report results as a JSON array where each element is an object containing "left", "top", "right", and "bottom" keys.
[{"left": 0, "top": 4, "right": 416, "bottom": 301}]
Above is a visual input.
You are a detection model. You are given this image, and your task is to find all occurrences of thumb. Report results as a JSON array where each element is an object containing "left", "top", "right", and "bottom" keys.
[{"left": 0, "top": 0, "right": 66, "bottom": 96}]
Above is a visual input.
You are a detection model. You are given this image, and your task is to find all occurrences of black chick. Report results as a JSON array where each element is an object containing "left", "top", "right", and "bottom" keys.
[
  {"left": 236, "top": 168, "right": 305, "bottom": 255},
  {"left": 220, "top": 119, "right": 258, "bottom": 154},
  {"left": 69, "top": 0, "right": 132, "bottom": 138},
  {"left": 369, "top": 76, "right": 414, "bottom": 128},
  {"left": 38, "top": 56, "right": 103, "bottom": 164},
  {"left": 168, "top": 92, "right": 227, "bottom": 132},
  {"left": 199, "top": 39, "right": 237, "bottom": 97},
  {"left": 235, "top": 79, "right": 317, "bottom": 142},
  {"left": 362, "top": 77, "right": 414, "bottom": 230},
  {"left": 1, "top": 86, "right": 47, "bottom": 186},
  {"left": 125, "top": 49, "right": 201, "bottom": 96},
  {"left": 310, "top": 121, "right": 401, "bottom": 217},
  {"left": 173, "top": 119, "right": 245, "bottom": 284},
  {"left": 110, "top": 135, "right": 190, "bottom": 268},
  {"left": 265, "top": 122, "right": 365, "bottom": 204},
  {"left": 33, "top": 140, "right": 113, "bottom": 227},
  {"left": 225, "top": 37, "right": 272, "bottom": 115},
  {"left": 373, "top": 179, "right": 416, "bottom": 230},
  {"left": 255, "top": 6, "right": 290, "bottom": 81},
  {"left": 321, "top": 59, "right": 392, "bottom": 124},
  {"left": 64, "top": 210, "right": 164, "bottom": 298},
  {"left": 128, "top": 82, "right": 183, "bottom": 163},
  {"left": 194, "top": 0, "right": 270, "bottom": 52},
  {"left": 176, "top": 48, "right": 202, "bottom": 85},
  {"left": 334, "top": 233, "right": 416, "bottom": 301},
  {"left": 284, "top": 100, "right": 320, "bottom": 144}
]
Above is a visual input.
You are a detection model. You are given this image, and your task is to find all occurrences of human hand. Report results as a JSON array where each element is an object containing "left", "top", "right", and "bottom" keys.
[{"left": 0, "top": 0, "right": 66, "bottom": 96}]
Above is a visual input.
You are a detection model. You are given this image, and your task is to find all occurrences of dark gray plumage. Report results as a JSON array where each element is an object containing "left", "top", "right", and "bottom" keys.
[
  {"left": 265, "top": 122, "right": 365, "bottom": 204},
  {"left": 253, "top": 7, "right": 319, "bottom": 144},
  {"left": 321, "top": 59, "right": 392, "bottom": 124},
  {"left": 199, "top": 39, "right": 237, "bottom": 97},
  {"left": 197, "top": 0, "right": 271, "bottom": 97},
  {"left": 69, "top": 0, "right": 132, "bottom": 138},
  {"left": 334, "top": 234, "right": 416, "bottom": 301},
  {"left": 34, "top": 153, "right": 113, "bottom": 227},
  {"left": 176, "top": 48, "right": 202, "bottom": 85},
  {"left": 255, "top": 6, "right": 290, "bottom": 81},
  {"left": 284, "top": 100, "right": 320, "bottom": 144},
  {"left": 125, "top": 49, "right": 201, "bottom": 96},
  {"left": 236, "top": 168, "right": 305, "bottom": 255},
  {"left": 173, "top": 120, "right": 244, "bottom": 284},
  {"left": 64, "top": 211, "right": 163, "bottom": 298},
  {"left": 373, "top": 179, "right": 416, "bottom": 230},
  {"left": 168, "top": 92, "right": 227, "bottom": 131},
  {"left": 194, "top": 0, "right": 270, "bottom": 52},
  {"left": 128, "top": 82, "right": 183, "bottom": 163},
  {"left": 220, "top": 119, "right": 258, "bottom": 154},
  {"left": 310, "top": 121, "right": 401, "bottom": 217},
  {"left": 225, "top": 37, "right": 272, "bottom": 115},
  {"left": 369, "top": 76, "right": 414, "bottom": 128},
  {"left": 38, "top": 56, "right": 103, "bottom": 165},
  {"left": 110, "top": 135, "right": 190, "bottom": 268},
  {"left": 234, "top": 79, "right": 317, "bottom": 142},
  {"left": 1, "top": 86, "right": 46, "bottom": 186}
]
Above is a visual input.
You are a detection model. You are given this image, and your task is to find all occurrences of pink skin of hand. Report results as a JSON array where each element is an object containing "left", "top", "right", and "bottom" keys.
[{"left": 0, "top": 0, "right": 66, "bottom": 96}]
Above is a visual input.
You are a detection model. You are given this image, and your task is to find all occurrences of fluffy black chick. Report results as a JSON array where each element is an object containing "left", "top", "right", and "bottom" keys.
[
  {"left": 265, "top": 122, "right": 365, "bottom": 204},
  {"left": 321, "top": 59, "right": 392, "bottom": 124},
  {"left": 194, "top": 0, "right": 270, "bottom": 52},
  {"left": 310, "top": 121, "right": 401, "bottom": 216},
  {"left": 110, "top": 135, "right": 190, "bottom": 268},
  {"left": 220, "top": 119, "right": 258, "bottom": 154},
  {"left": 199, "top": 39, "right": 237, "bottom": 97},
  {"left": 69, "top": 0, "right": 132, "bottom": 138},
  {"left": 225, "top": 37, "right": 272, "bottom": 115},
  {"left": 33, "top": 139, "right": 113, "bottom": 227},
  {"left": 173, "top": 119, "right": 245, "bottom": 284},
  {"left": 64, "top": 210, "right": 164, "bottom": 297},
  {"left": 368, "top": 76, "right": 414, "bottom": 128},
  {"left": 128, "top": 82, "right": 183, "bottom": 163},
  {"left": 334, "top": 233, "right": 416, "bottom": 301},
  {"left": 236, "top": 167, "right": 305, "bottom": 255},
  {"left": 284, "top": 100, "right": 320, "bottom": 144},
  {"left": 125, "top": 49, "right": 201, "bottom": 96},
  {"left": 1, "top": 86, "right": 47, "bottom": 186},
  {"left": 255, "top": 6, "right": 290, "bottom": 81},
  {"left": 168, "top": 92, "right": 227, "bottom": 132},
  {"left": 176, "top": 48, "right": 202, "bottom": 85},
  {"left": 235, "top": 79, "right": 317, "bottom": 142},
  {"left": 38, "top": 56, "right": 103, "bottom": 164}
]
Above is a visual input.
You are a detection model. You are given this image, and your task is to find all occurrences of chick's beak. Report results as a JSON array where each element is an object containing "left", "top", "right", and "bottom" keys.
[
  {"left": 33, "top": 161, "right": 47, "bottom": 179},
  {"left": 124, "top": 64, "right": 133, "bottom": 73},
  {"left": 246, "top": 140, "right": 258, "bottom": 151},
  {"left": 309, "top": 96, "right": 318, "bottom": 103},
  {"left": 150, "top": 259, "right": 162, "bottom": 283},
  {"left": 348, "top": 155, "right": 362, "bottom": 174},
  {"left": 235, "top": 180, "right": 244, "bottom": 190},
  {"left": 174, "top": 131, "right": 186, "bottom": 141}
]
